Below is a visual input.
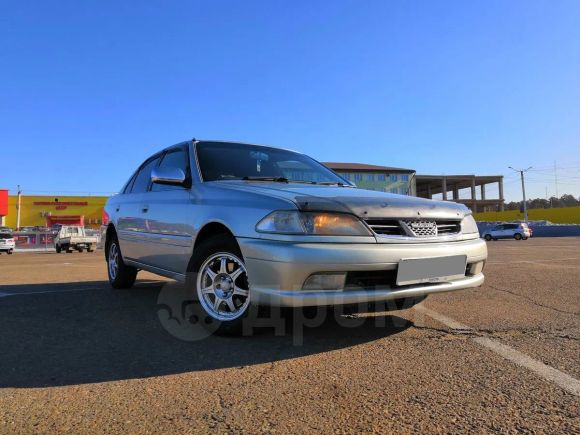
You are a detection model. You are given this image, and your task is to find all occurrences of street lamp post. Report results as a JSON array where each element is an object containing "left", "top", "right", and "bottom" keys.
[{"left": 508, "top": 166, "right": 532, "bottom": 225}]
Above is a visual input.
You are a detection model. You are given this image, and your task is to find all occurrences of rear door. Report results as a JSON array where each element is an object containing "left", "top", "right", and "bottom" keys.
[
  {"left": 138, "top": 145, "right": 195, "bottom": 274},
  {"left": 504, "top": 224, "right": 519, "bottom": 238},
  {"left": 117, "top": 154, "right": 162, "bottom": 261}
]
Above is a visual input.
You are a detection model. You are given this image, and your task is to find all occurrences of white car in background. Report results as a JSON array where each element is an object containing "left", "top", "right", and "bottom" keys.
[
  {"left": 0, "top": 232, "right": 15, "bottom": 254},
  {"left": 482, "top": 223, "right": 531, "bottom": 241}
]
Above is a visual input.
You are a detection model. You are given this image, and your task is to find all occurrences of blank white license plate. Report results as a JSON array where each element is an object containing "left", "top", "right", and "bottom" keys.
[{"left": 396, "top": 255, "right": 467, "bottom": 286}]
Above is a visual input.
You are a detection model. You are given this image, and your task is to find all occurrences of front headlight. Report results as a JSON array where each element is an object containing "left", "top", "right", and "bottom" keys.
[
  {"left": 256, "top": 210, "right": 372, "bottom": 236},
  {"left": 461, "top": 214, "right": 479, "bottom": 234}
]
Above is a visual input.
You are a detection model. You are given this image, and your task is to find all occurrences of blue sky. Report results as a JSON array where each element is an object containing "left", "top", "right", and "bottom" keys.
[{"left": 1, "top": 0, "right": 579, "bottom": 201}]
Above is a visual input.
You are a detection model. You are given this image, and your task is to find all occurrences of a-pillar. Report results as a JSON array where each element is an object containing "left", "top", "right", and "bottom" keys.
[{"left": 442, "top": 176, "right": 447, "bottom": 200}]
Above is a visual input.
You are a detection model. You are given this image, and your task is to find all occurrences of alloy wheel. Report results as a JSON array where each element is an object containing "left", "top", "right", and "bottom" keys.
[
  {"left": 109, "top": 243, "right": 119, "bottom": 280},
  {"left": 196, "top": 252, "right": 250, "bottom": 321}
]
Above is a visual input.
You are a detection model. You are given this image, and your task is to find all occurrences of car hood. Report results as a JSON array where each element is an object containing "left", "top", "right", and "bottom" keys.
[{"left": 209, "top": 181, "right": 468, "bottom": 220}]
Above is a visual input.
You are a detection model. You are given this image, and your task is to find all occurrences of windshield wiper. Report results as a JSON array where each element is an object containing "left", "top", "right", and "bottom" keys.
[
  {"left": 316, "top": 181, "right": 348, "bottom": 186},
  {"left": 242, "top": 176, "right": 289, "bottom": 183}
]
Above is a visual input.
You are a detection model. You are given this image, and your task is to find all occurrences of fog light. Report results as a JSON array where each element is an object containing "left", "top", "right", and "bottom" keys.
[
  {"left": 302, "top": 273, "right": 347, "bottom": 291},
  {"left": 468, "top": 261, "right": 485, "bottom": 276}
]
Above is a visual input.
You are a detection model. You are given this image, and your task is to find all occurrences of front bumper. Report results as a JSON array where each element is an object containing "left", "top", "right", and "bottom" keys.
[{"left": 238, "top": 237, "right": 487, "bottom": 307}]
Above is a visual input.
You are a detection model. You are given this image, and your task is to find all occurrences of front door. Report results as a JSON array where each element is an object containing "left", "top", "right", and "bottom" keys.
[{"left": 138, "top": 145, "right": 195, "bottom": 274}]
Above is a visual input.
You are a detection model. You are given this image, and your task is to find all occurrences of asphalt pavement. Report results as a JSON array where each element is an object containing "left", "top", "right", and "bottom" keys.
[{"left": 0, "top": 238, "right": 578, "bottom": 433}]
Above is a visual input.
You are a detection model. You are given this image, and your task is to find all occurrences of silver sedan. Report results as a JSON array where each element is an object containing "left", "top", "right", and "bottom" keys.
[{"left": 103, "top": 140, "right": 487, "bottom": 333}]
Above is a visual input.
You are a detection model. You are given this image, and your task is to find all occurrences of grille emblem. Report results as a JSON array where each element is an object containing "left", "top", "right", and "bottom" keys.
[{"left": 402, "top": 220, "right": 438, "bottom": 237}]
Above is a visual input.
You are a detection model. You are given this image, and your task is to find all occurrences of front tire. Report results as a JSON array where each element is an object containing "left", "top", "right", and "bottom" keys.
[
  {"left": 484, "top": 234, "right": 492, "bottom": 241},
  {"left": 189, "top": 234, "right": 251, "bottom": 335},
  {"left": 107, "top": 234, "right": 137, "bottom": 289}
]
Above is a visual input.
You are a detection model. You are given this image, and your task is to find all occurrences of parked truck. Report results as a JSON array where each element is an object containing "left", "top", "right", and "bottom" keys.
[{"left": 55, "top": 225, "right": 98, "bottom": 253}]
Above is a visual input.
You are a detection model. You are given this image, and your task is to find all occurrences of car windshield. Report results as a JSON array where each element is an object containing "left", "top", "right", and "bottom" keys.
[
  {"left": 196, "top": 142, "right": 347, "bottom": 184},
  {"left": 0, "top": 233, "right": 12, "bottom": 239}
]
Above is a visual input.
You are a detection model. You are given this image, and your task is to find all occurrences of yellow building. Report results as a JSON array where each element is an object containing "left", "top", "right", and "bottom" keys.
[{"left": 5, "top": 195, "right": 109, "bottom": 229}]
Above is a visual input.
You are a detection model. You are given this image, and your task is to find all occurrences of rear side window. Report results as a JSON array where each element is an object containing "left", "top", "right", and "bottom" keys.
[
  {"left": 130, "top": 156, "right": 161, "bottom": 193},
  {"left": 151, "top": 147, "right": 190, "bottom": 192},
  {"left": 121, "top": 173, "right": 138, "bottom": 194}
]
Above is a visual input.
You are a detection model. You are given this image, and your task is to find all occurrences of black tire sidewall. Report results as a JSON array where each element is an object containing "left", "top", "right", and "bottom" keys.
[{"left": 107, "top": 234, "right": 137, "bottom": 289}]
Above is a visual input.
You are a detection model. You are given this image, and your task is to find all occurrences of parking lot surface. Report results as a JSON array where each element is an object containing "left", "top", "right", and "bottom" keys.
[{"left": 0, "top": 238, "right": 579, "bottom": 433}]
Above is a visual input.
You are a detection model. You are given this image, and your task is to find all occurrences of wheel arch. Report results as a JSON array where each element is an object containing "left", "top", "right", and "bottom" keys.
[
  {"left": 104, "top": 223, "right": 117, "bottom": 260},
  {"left": 188, "top": 221, "right": 240, "bottom": 271}
]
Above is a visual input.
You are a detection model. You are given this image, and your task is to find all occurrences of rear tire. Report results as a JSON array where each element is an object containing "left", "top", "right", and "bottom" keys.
[
  {"left": 514, "top": 233, "right": 522, "bottom": 240},
  {"left": 7, "top": 250, "right": 13, "bottom": 255},
  {"left": 56, "top": 245, "right": 62, "bottom": 254},
  {"left": 107, "top": 233, "right": 137, "bottom": 289}
]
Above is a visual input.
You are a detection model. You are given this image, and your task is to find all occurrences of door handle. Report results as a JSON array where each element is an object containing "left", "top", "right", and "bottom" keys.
[{"left": 142, "top": 205, "right": 149, "bottom": 213}]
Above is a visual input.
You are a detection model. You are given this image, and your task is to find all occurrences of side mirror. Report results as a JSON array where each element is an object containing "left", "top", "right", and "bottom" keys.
[{"left": 151, "top": 167, "right": 187, "bottom": 186}]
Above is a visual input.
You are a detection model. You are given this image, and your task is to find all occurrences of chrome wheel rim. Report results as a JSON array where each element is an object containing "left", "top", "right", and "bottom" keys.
[
  {"left": 109, "top": 243, "right": 119, "bottom": 280},
  {"left": 197, "top": 252, "right": 250, "bottom": 321}
]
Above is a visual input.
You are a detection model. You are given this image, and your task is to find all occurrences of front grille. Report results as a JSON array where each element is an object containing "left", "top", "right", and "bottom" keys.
[
  {"left": 364, "top": 218, "right": 462, "bottom": 238},
  {"left": 436, "top": 220, "right": 462, "bottom": 235},
  {"left": 364, "top": 219, "right": 405, "bottom": 236}
]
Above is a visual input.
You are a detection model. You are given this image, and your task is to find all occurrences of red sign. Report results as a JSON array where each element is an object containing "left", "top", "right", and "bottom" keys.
[
  {"left": 0, "top": 190, "right": 8, "bottom": 216},
  {"left": 46, "top": 215, "right": 85, "bottom": 227}
]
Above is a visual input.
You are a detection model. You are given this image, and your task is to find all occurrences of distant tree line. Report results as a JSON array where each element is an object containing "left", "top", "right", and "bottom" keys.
[{"left": 504, "top": 194, "right": 580, "bottom": 211}]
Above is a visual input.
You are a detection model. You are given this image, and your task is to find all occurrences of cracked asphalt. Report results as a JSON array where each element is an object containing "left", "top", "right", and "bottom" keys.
[{"left": 0, "top": 237, "right": 578, "bottom": 433}]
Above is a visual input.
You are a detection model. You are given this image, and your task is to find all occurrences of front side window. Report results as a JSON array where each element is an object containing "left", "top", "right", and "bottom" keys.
[
  {"left": 130, "top": 156, "right": 161, "bottom": 193},
  {"left": 196, "top": 142, "right": 346, "bottom": 184},
  {"left": 151, "top": 147, "right": 190, "bottom": 192}
]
